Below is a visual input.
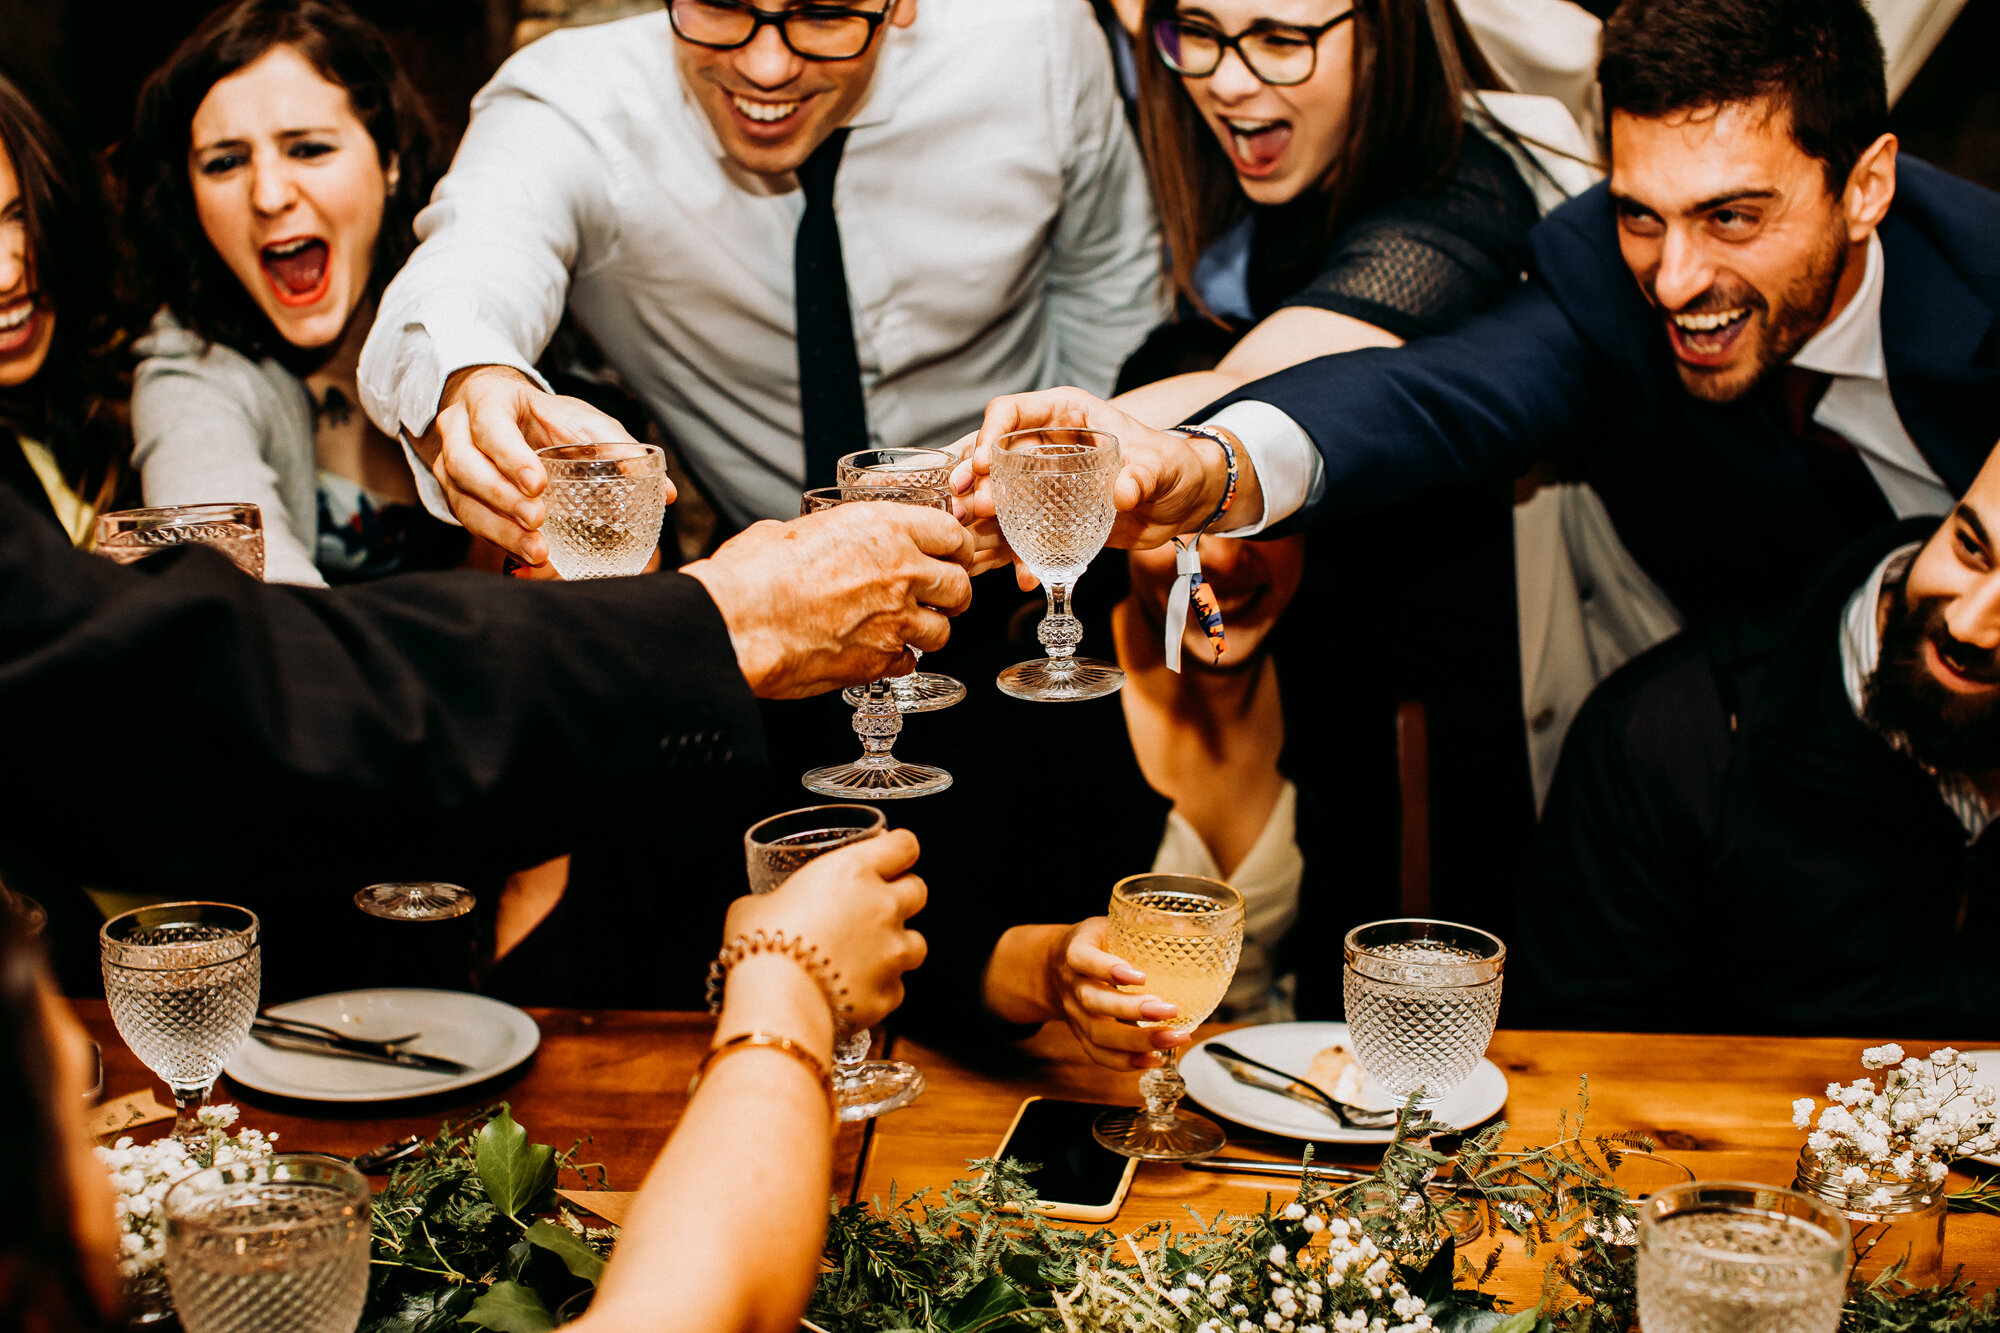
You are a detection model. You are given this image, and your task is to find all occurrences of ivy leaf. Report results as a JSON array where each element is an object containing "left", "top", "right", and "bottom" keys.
[
  {"left": 476, "top": 1108, "right": 557, "bottom": 1221},
  {"left": 462, "top": 1281, "right": 557, "bottom": 1333},
  {"left": 939, "top": 1274, "right": 1033, "bottom": 1332},
  {"left": 524, "top": 1220, "right": 607, "bottom": 1285}
]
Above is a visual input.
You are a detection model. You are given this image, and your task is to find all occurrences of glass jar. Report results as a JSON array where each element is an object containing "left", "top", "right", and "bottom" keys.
[{"left": 1794, "top": 1146, "right": 1946, "bottom": 1286}]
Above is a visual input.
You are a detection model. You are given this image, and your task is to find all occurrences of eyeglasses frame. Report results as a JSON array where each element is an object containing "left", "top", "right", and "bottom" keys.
[
  {"left": 1151, "top": 10, "right": 1357, "bottom": 87},
  {"left": 666, "top": 0, "right": 895, "bottom": 62}
]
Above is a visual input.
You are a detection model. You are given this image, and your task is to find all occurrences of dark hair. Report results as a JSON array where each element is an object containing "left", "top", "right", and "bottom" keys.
[
  {"left": 0, "top": 66, "right": 133, "bottom": 512},
  {"left": 1136, "top": 0, "right": 1505, "bottom": 314},
  {"left": 121, "top": 0, "right": 437, "bottom": 364},
  {"left": 1598, "top": 0, "right": 1888, "bottom": 194},
  {"left": 0, "top": 906, "right": 113, "bottom": 1332}
]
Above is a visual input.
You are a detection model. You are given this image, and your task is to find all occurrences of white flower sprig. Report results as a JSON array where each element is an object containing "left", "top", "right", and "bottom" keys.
[
  {"left": 1793, "top": 1045, "right": 1999, "bottom": 1209},
  {"left": 95, "top": 1105, "right": 277, "bottom": 1278}
]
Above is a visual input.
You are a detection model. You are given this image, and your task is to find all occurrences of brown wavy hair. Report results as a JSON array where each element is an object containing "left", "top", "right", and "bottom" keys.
[
  {"left": 0, "top": 66, "right": 133, "bottom": 515},
  {"left": 1137, "top": 0, "right": 1505, "bottom": 314},
  {"left": 120, "top": 0, "right": 437, "bottom": 367}
]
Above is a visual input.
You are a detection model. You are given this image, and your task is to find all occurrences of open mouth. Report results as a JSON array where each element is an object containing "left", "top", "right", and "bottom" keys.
[
  {"left": 730, "top": 92, "right": 807, "bottom": 131},
  {"left": 260, "top": 236, "right": 331, "bottom": 306},
  {"left": 0, "top": 297, "right": 39, "bottom": 355},
  {"left": 1664, "top": 305, "right": 1753, "bottom": 368},
  {"left": 1219, "top": 117, "right": 1292, "bottom": 177},
  {"left": 1926, "top": 636, "right": 2000, "bottom": 692}
]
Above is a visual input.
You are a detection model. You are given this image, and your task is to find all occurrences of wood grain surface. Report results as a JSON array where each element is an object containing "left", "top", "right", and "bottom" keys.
[{"left": 863, "top": 1025, "right": 2000, "bottom": 1304}]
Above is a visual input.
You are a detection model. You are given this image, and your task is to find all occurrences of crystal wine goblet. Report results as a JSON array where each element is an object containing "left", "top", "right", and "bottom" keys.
[
  {"left": 1093, "top": 873, "right": 1244, "bottom": 1161},
  {"left": 1636, "top": 1182, "right": 1849, "bottom": 1333},
  {"left": 100, "top": 903, "right": 261, "bottom": 1146},
  {"left": 743, "top": 804, "right": 926, "bottom": 1121},
  {"left": 798, "top": 485, "right": 955, "bottom": 798},
  {"left": 353, "top": 882, "right": 475, "bottom": 922},
  {"left": 96, "top": 503, "right": 266, "bottom": 579},
  {"left": 991, "top": 428, "right": 1124, "bottom": 701},
  {"left": 164, "top": 1154, "right": 372, "bottom": 1333},
  {"left": 536, "top": 442, "right": 668, "bottom": 579},
  {"left": 1341, "top": 918, "right": 1504, "bottom": 1122},
  {"left": 835, "top": 449, "right": 967, "bottom": 713}
]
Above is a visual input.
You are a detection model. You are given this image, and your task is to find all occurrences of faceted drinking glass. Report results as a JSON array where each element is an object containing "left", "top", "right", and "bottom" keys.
[
  {"left": 991, "top": 429, "right": 1124, "bottom": 701},
  {"left": 1093, "top": 873, "right": 1244, "bottom": 1161},
  {"left": 1342, "top": 918, "right": 1504, "bottom": 1120},
  {"left": 742, "top": 804, "right": 924, "bottom": 1121},
  {"left": 1636, "top": 1181, "right": 1849, "bottom": 1333},
  {"left": 798, "top": 486, "right": 955, "bottom": 798},
  {"left": 96, "top": 503, "right": 266, "bottom": 579},
  {"left": 100, "top": 903, "right": 260, "bottom": 1146},
  {"left": 537, "top": 442, "right": 667, "bottom": 579},
  {"left": 834, "top": 449, "right": 966, "bottom": 713},
  {"left": 164, "top": 1154, "right": 371, "bottom": 1333}
]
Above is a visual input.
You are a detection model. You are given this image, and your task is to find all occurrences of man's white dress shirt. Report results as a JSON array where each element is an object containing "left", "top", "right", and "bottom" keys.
[
  {"left": 1224, "top": 232, "right": 1953, "bottom": 531},
  {"left": 360, "top": 1, "right": 1164, "bottom": 527}
]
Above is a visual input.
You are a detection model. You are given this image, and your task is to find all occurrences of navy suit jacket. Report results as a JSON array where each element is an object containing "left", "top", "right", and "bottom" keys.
[{"left": 1208, "top": 159, "right": 2000, "bottom": 635}]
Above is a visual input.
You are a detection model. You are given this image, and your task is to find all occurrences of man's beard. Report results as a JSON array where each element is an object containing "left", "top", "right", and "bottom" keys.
[
  {"left": 1667, "top": 218, "right": 1850, "bottom": 404},
  {"left": 1862, "top": 578, "right": 2000, "bottom": 775}
]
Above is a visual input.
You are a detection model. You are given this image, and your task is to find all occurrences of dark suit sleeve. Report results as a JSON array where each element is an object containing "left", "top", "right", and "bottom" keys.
[
  {"left": 0, "top": 482, "right": 761, "bottom": 895},
  {"left": 1509, "top": 635, "right": 1730, "bottom": 1031},
  {"left": 1200, "top": 277, "right": 1605, "bottom": 534}
]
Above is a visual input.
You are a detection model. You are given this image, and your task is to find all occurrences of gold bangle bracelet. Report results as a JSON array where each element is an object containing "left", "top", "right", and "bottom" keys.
[{"left": 687, "top": 1031, "right": 835, "bottom": 1116}]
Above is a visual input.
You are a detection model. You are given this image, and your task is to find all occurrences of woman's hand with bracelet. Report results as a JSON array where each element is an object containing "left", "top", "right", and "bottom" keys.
[{"left": 722, "top": 830, "right": 930, "bottom": 1031}]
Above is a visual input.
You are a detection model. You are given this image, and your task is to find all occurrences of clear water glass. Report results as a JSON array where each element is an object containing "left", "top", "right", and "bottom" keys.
[
  {"left": 100, "top": 903, "right": 261, "bottom": 1146},
  {"left": 353, "top": 882, "right": 475, "bottom": 922},
  {"left": 1342, "top": 918, "right": 1504, "bottom": 1119},
  {"left": 96, "top": 503, "right": 266, "bottom": 579},
  {"left": 991, "top": 429, "right": 1124, "bottom": 702},
  {"left": 537, "top": 442, "right": 667, "bottom": 579},
  {"left": 742, "top": 804, "right": 923, "bottom": 1121},
  {"left": 1093, "top": 874, "right": 1245, "bottom": 1161},
  {"left": 832, "top": 451, "right": 968, "bottom": 714},
  {"left": 164, "top": 1154, "right": 371, "bottom": 1333},
  {"left": 798, "top": 486, "right": 956, "bottom": 798},
  {"left": 1637, "top": 1182, "right": 1849, "bottom": 1333}
]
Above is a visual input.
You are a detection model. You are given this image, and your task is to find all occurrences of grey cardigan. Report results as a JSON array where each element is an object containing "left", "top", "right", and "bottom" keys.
[{"left": 131, "top": 311, "right": 326, "bottom": 586}]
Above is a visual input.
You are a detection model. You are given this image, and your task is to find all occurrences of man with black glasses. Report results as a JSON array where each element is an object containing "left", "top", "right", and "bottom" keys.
[{"left": 359, "top": 0, "right": 1162, "bottom": 566}]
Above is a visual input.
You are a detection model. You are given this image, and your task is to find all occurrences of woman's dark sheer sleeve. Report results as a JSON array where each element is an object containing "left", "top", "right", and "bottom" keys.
[{"left": 1277, "top": 130, "right": 1541, "bottom": 341}]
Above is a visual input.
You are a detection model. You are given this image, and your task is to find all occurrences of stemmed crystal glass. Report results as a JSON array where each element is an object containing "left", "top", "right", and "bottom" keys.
[
  {"left": 536, "top": 442, "right": 668, "bottom": 579},
  {"left": 991, "top": 429, "right": 1125, "bottom": 701},
  {"left": 1341, "top": 918, "right": 1504, "bottom": 1121},
  {"left": 799, "top": 485, "right": 955, "bottom": 798},
  {"left": 164, "top": 1154, "right": 372, "bottom": 1333},
  {"left": 835, "top": 449, "right": 967, "bottom": 713},
  {"left": 96, "top": 503, "right": 266, "bottom": 579},
  {"left": 100, "top": 903, "right": 261, "bottom": 1146},
  {"left": 1093, "top": 874, "right": 1244, "bottom": 1161},
  {"left": 743, "top": 805, "right": 925, "bottom": 1120},
  {"left": 354, "top": 882, "right": 475, "bottom": 922},
  {"left": 1636, "top": 1182, "right": 1849, "bottom": 1333}
]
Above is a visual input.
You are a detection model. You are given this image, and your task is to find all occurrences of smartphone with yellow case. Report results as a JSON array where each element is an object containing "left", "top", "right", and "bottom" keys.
[{"left": 988, "top": 1096, "right": 1140, "bottom": 1223}]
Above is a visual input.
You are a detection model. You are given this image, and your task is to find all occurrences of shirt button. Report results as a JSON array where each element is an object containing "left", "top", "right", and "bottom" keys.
[{"left": 1530, "top": 706, "right": 1558, "bottom": 733}]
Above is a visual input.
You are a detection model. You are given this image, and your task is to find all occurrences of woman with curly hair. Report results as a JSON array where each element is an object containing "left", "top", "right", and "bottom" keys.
[
  {"left": 123, "top": 0, "right": 465, "bottom": 585},
  {"left": 0, "top": 68, "right": 134, "bottom": 547}
]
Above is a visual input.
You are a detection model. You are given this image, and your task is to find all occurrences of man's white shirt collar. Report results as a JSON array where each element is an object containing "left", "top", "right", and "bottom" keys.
[{"left": 1792, "top": 232, "right": 1888, "bottom": 381}]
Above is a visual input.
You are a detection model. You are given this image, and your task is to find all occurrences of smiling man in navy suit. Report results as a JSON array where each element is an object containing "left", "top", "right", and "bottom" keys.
[{"left": 958, "top": 0, "right": 2000, "bottom": 651}]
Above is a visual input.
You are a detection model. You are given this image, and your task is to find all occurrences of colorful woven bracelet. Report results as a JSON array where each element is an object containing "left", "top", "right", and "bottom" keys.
[{"left": 1173, "top": 423, "right": 1240, "bottom": 535}]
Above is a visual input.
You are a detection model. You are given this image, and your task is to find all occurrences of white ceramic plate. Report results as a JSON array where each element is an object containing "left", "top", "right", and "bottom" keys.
[
  {"left": 223, "top": 988, "right": 540, "bottom": 1104},
  {"left": 1960, "top": 1049, "right": 2000, "bottom": 1168},
  {"left": 1182, "top": 1021, "right": 1508, "bottom": 1143}
]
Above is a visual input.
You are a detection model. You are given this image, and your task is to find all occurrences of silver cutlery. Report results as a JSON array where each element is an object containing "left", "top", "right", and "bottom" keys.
[
  {"left": 251, "top": 1020, "right": 473, "bottom": 1074},
  {"left": 255, "top": 1012, "right": 421, "bottom": 1052},
  {"left": 1203, "top": 1041, "right": 1401, "bottom": 1130}
]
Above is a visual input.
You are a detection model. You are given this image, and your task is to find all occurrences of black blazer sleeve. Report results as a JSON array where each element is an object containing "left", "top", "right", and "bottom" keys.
[
  {"left": 0, "top": 482, "right": 762, "bottom": 896},
  {"left": 1198, "top": 188, "right": 1647, "bottom": 535}
]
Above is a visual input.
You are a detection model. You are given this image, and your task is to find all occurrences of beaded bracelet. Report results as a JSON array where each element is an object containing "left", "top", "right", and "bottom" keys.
[
  {"left": 705, "top": 928, "right": 853, "bottom": 1029},
  {"left": 687, "top": 1031, "right": 835, "bottom": 1115},
  {"left": 1160, "top": 424, "right": 1242, "bottom": 669}
]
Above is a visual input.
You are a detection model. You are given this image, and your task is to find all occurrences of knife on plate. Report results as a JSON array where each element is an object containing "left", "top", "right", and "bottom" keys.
[
  {"left": 251, "top": 1022, "right": 473, "bottom": 1074},
  {"left": 1203, "top": 1045, "right": 1399, "bottom": 1129}
]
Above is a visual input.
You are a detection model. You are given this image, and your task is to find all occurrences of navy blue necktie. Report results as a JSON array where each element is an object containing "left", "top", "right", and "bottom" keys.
[{"left": 794, "top": 128, "right": 869, "bottom": 489}]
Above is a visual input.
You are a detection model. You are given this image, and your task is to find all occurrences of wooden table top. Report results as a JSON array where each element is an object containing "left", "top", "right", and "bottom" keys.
[
  {"left": 77, "top": 1002, "right": 868, "bottom": 1199},
  {"left": 862, "top": 1025, "right": 2000, "bottom": 1304}
]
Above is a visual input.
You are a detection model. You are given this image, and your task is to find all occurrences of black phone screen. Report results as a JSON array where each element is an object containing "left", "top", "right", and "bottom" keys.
[{"left": 994, "top": 1098, "right": 1132, "bottom": 1207}]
